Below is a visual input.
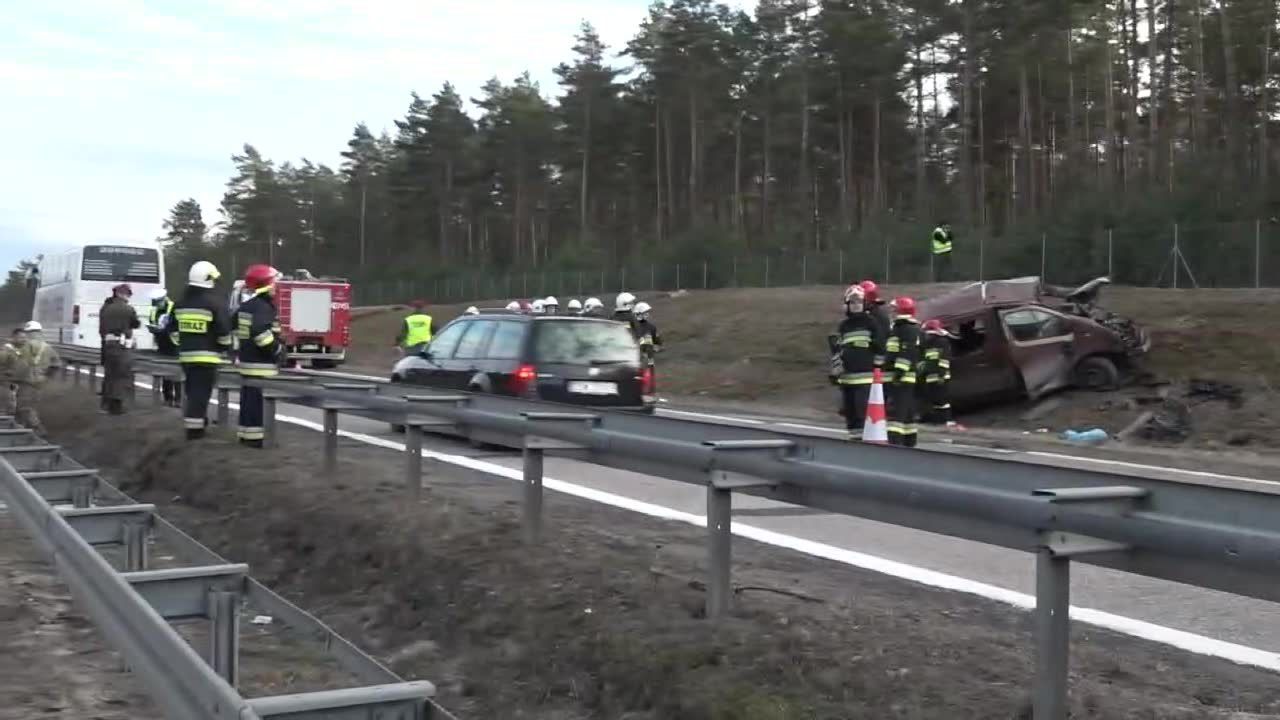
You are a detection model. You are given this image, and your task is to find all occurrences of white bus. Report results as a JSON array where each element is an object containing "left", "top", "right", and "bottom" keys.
[{"left": 33, "top": 242, "right": 166, "bottom": 350}]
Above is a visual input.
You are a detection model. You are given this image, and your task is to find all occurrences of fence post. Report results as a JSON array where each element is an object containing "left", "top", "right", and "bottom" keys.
[
  {"left": 522, "top": 273, "right": 527, "bottom": 296},
  {"left": 621, "top": 266, "right": 627, "bottom": 290},
  {"left": 578, "top": 271, "right": 584, "bottom": 296},
  {"left": 1041, "top": 233, "right": 1047, "bottom": 280},
  {"left": 1107, "top": 229, "right": 1113, "bottom": 279},
  {"left": 702, "top": 261, "right": 708, "bottom": 289},
  {"left": 764, "top": 257, "right": 770, "bottom": 288},
  {"left": 732, "top": 257, "right": 739, "bottom": 287},
  {"left": 1256, "top": 219, "right": 1262, "bottom": 289},
  {"left": 801, "top": 255, "right": 807, "bottom": 285},
  {"left": 676, "top": 263, "right": 681, "bottom": 289},
  {"left": 979, "top": 235, "right": 986, "bottom": 282},
  {"left": 651, "top": 263, "right": 656, "bottom": 290},
  {"left": 838, "top": 250, "right": 844, "bottom": 283},
  {"left": 1173, "top": 223, "right": 1179, "bottom": 290}
]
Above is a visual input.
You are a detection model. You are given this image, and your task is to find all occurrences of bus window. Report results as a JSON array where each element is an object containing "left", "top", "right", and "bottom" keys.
[{"left": 81, "top": 246, "right": 160, "bottom": 283}]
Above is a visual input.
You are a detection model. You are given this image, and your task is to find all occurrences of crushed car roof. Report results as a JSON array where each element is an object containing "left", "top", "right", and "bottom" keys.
[{"left": 918, "top": 276, "right": 1044, "bottom": 319}]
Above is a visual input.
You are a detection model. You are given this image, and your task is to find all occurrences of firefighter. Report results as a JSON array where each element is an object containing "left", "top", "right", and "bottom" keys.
[
  {"left": 99, "top": 283, "right": 140, "bottom": 415},
  {"left": 464, "top": 306, "right": 480, "bottom": 315},
  {"left": 859, "top": 279, "right": 892, "bottom": 369},
  {"left": 632, "top": 302, "right": 662, "bottom": 366},
  {"left": 235, "top": 264, "right": 283, "bottom": 448},
  {"left": 832, "top": 285, "right": 884, "bottom": 439},
  {"left": 148, "top": 288, "right": 180, "bottom": 406},
  {"left": 530, "top": 298, "right": 546, "bottom": 315},
  {"left": 504, "top": 301, "right": 522, "bottom": 312},
  {"left": 919, "top": 319, "right": 957, "bottom": 428},
  {"left": 544, "top": 296, "right": 560, "bottom": 315},
  {"left": 931, "top": 221, "right": 954, "bottom": 282},
  {"left": 396, "top": 300, "right": 433, "bottom": 354},
  {"left": 613, "top": 292, "right": 636, "bottom": 324},
  {"left": 167, "top": 261, "right": 233, "bottom": 440},
  {"left": 567, "top": 298, "right": 583, "bottom": 315},
  {"left": 582, "top": 297, "right": 604, "bottom": 317},
  {"left": 9, "top": 322, "right": 60, "bottom": 435},
  {"left": 883, "top": 297, "right": 922, "bottom": 447},
  {"left": 0, "top": 327, "right": 21, "bottom": 416}
]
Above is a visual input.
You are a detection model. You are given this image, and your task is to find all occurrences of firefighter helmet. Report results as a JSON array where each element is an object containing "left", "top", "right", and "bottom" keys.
[
  {"left": 505, "top": 301, "right": 521, "bottom": 311},
  {"left": 244, "top": 264, "right": 281, "bottom": 291},
  {"left": 465, "top": 306, "right": 479, "bottom": 315},
  {"left": 859, "top": 279, "right": 880, "bottom": 303},
  {"left": 187, "top": 260, "right": 221, "bottom": 289},
  {"left": 583, "top": 297, "right": 604, "bottom": 314},
  {"left": 531, "top": 299, "right": 546, "bottom": 314},
  {"left": 567, "top": 298, "right": 583, "bottom": 312},
  {"left": 633, "top": 301, "right": 652, "bottom": 319},
  {"left": 615, "top": 291, "right": 636, "bottom": 313},
  {"left": 893, "top": 296, "right": 916, "bottom": 317}
]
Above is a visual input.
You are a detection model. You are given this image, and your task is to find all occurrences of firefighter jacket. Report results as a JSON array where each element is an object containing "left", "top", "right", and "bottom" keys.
[
  {"left": 398, "top": 313, "right": 433, "bottom": 347},
  {"left": 5, "top": 339, "right": 59, "bottom": 386},
  {"left": 634, "top": 319, "right": 661, "bottom": 363},
  {"left": 884, "top": 317, "right": 921, "bottom": 385},
  {"left": 931, "top": 226, "right": 954, "bottom": 255},
  {"left": 920, "top": 333, "right": 952, "bottom": 384},
  {"left": 235, "top": 291, "right": 282, "bottom": 377},
  {"left": 868, "top": 302, "right": 892, "bottom": 367},
  {"left": 167, "top": 287, "right": 233, "bottom": 365},
  {"left": 99, "top": 297, "right": 140, "bottom": 341},
  {"left": 149, "top": 299, "right": 177, "bottom": 355},
  {"left": 834, "top": 311, "right": 885, "bottom": 386}
]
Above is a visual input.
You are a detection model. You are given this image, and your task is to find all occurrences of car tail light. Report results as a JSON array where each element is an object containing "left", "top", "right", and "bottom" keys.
[
  {"left": 511, "top": 364, "right": 538, "bottom": 396},
  {"left": 72, "top": 304, "right": 80, "bottom": 324}
]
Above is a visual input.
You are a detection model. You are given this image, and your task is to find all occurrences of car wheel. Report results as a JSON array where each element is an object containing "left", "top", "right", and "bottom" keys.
[{"left": 1073, "top": 356, "right": 1119, "bottom": 391}]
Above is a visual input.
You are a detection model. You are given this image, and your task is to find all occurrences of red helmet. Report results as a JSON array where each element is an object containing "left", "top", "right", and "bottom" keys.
[
  {"left": 859, "top": 279, "right": 880, "bottom": 303},
  {"left": 893, "top": 296, "right": 916, "bottom": 316},
  {"left": 244, "top": 264, "right": 280, "bottom": 291},
  {"left": 923, "top": 318, "right": 944, "bottom": 333}
]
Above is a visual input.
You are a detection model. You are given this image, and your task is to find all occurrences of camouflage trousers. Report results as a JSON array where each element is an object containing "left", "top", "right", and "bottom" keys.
[
  {"left": 0, "top": 382, "right": 13, "bottom": 416},
  {"left": 13, "top": 383, "right": 43, "bottom": 435}
]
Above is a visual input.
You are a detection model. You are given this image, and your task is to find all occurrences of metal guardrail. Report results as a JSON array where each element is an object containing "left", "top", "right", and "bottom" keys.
[
  {"left": 0, "top": 414, "right": 439, "bottom": 720},
  {"left": 52, "top": 344, "right": 1280, "bottom": 720}
]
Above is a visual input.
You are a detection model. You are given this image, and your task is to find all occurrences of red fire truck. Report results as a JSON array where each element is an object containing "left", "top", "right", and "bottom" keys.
[{"left": 230, "top": 270, "right": 352, "bottom": 368}]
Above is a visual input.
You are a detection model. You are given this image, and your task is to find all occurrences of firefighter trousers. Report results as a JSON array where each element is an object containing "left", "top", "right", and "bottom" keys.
[
  {"left": 922, "top": 382, "right": 952, "bottom": 424},
  {"left": 238, "top": 384, "right": 265, "bottom": 445},
  {"left": 101, "top": 342, "right": 132, "bottom": 413},
  {"left": 182, "top": 365, "right": 217, "bottom": 439},
  {"left": 840, "top": 384, "right": 870, "bottom": 431},
  {"left": 886, "top": 381, "right": 918, "bottom": 447}
]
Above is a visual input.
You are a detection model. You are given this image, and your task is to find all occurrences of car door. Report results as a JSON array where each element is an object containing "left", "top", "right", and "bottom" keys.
[
  {"left": 483, "top": 320, "right": 527, "bottom": 394},
  {"left": 945, "top": 309, "right": 1023, "bottom": 407},
  {"left": 406, "top": 320, "right": 467, "bottom": 388},
  {"left": 449, "top": 320, "right": 498, "bottom": 391},
  {"left": 998, "top": 306, "right": 1076, "bottom": 398}
]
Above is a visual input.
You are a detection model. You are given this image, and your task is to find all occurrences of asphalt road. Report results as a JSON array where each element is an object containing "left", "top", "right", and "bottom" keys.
[{"left": 236, "top": 380, "right": 1280, "bottom": 663}]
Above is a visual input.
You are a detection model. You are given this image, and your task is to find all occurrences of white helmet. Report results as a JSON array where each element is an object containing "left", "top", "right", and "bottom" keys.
[
  {"left": 544, "top": 296, "right": 559, "bottom": 313},
  {"left": 531, "top": 299, "right": 546, "bottom": 314},
  {"left": 22, "top": 321, "right": 42, "bottom": 333},
  {"left": 505, "top": 300, "right": 521, "bottom": 311},
  {"left": 843, "top": 284, "right": 865, "bottom": 311},
  {"left": 633, "top": 301, "right": 652, "bottom": 319},
  {"left": 465, "top": 306, "right": 479, "bottom": 315},
  {"left": 149, "top": 287, "right": 169, "bottom": 301},
  {"left": 584, "top": 297, "right": 604, "bottom": 314},
  {"left": 615, "top": 291, "right": 636, "bottom": 313},
  {"left": 567, "top": 298, "right": 583, "bottom": 312},
  {"left": 187, "top": 260, "right": 221, "bottom": 289}
]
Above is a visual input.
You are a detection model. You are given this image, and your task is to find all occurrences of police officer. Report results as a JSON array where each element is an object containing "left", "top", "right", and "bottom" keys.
[
  {"left": 148, "top": 288, "right": 180, "bottom": 406},
  {"left": 919, "top": 319, "right": 956, "bottom": 427},
  {"left": 883, "top": 297, "right": 921, "bottom": 447},
  {"left": 832, "top": 285, "right": 885, "bottom": 439},
  {"left": 99, "top": 283, "right": 140, "bottom": 415},
  {"left": 235, "top": 264, "right": 283, "bottom": 448},
  {"left": 931, "top": 221, "right": 954, "bottom": 282},
  {"left": 8, "top": 322, "right": 60, "bottom": 435},
  {"left": 396, "top": 300, "right": 433, "bottom": 354},
  {"left": 167, "top": 261, "right": 233, "bottom": 440}
]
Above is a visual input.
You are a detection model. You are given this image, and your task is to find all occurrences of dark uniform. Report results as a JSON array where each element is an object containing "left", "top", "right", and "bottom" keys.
[
  {"left": 634, "top": 318, "right": 661, "bottom": 366},
  {"left": 149, "top": 297, "right": 180, "bottom": 405},
  {"left": 834, "top": 310, "right": 885, "bottom": 435},
  {"left": 868, "top": 301, "right": 892, "bottom": 369},
  {"left": 98, "top": 296, "right": 139, "bottom": 414},
  {"left": 884, "top": 316, "right": 922, "bottom": 447},
  {"left": 920, "top": 332, "right": 954, "bottom": 425},
  {"left": 234, "top": 291, "right": 281, "bottom": 447},
  {"left": 167, "top": 287, "right": 233, "bottom": 439}
]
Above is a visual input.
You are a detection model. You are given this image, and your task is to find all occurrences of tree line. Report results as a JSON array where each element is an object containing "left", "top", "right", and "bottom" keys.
[{"left": 157, "top": 0, "right": 1278, "bottom": 289}]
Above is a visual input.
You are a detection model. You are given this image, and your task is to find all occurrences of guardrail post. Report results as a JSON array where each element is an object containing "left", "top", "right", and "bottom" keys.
[
  {"left": 209, "top": 589, "right": 241, "bottom": 686},
  {"left": 323, "top": 408, "right": 339, "bottom": 474},
  {"left": 72, "top": 478, "right": 94, "bottom": 508},
  {"left": 151, "top": 375, "right": 163, "bottom": 404},
  {"left": 405, "top": 421, "right": 424, "bottom": 499},
  {"left": 72, "top": 362, "right": 81, "bottom": 387},
  {"left": 522, "top": 447, "right": 544, "bottom": 544},
  {"left": 216, "top": 386, "right": 230, "bottom": 427},
  {"left": 123, "top": 520, "right": 149, "bottom": 572},
  {"left": 88, "top": 365, "right": 98, "bottom": 392},
  {"left": 263, "top": 394, "right": 279, "bottom": 449},
  {"left": 1029, "top": 486, "right": 1144, "bottom": 720},
  {"left": 700, "top": 439, "right": 792, "bottom": 619}
]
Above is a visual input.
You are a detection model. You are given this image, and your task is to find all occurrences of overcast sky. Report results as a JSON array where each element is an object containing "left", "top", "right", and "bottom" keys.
[{"left": 2, "top": 0, "right": 748, "bottom": 273}]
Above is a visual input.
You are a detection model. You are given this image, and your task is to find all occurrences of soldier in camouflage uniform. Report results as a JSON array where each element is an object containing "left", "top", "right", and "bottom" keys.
[
  {"left": 0, "top": 327, "right": 21, "bottom": 416},
  {"left": 9, "top": 322, "right": 60, "bottom": 434}
]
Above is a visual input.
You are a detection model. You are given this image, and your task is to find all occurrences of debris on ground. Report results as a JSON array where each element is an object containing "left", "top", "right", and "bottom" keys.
[
  {"left": 1062, "top": 428, "right": 1109, "bottom": 445},
  {"left": 1128, "top": 398, "right": 1194, "bottom": 443},
  {"left": 1186, "top": 379, "right": 1245, "bottom": 408}
]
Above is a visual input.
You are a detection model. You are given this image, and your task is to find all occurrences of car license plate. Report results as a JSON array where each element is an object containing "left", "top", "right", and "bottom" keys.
[
  {"left": 300, "top": 344, "right": 320, "bottom": 351},
  {"left": 568, "top": 381, "right": 618, "bottom": 396}
]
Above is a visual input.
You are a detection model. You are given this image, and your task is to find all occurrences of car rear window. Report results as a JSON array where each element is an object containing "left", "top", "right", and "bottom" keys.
[
  {"left": 487, "top": 321, "right": 525, "bottom": 359},
  {"left": 532, "top": 320, "right": 638, "bottom": 364}
]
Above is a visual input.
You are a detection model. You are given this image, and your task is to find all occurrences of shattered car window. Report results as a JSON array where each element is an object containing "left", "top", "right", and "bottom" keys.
[
  {"left": 1003, "top": 309, "right": 1070, "bottom": 342},
  {"left": 954, "top": 319, "right": 987, "bottom": 356}
]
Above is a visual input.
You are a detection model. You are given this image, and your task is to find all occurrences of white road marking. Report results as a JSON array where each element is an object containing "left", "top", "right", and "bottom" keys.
[
  {"left": 101, "top": 370, "right": 1280, "bottom": 670},
  {"left": 657, "top": 409, "right": 766, "bottom": 425}
]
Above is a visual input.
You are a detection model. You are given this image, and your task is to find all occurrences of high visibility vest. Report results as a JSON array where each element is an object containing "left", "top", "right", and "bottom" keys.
[
  {"left": 402, "top": 314, "right": 433, "bottom": 347},
  {"left": 931, "top": 227, "right": 953, "bottom": 255}
]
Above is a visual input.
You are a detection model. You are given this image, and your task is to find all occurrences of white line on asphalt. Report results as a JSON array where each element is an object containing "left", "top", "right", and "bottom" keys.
[
  {"left": 657, "top": 409, "right": 766, "bottom": 425},
  {"left": 111, "top": 371, "right": 1280, "bottom": 670}
]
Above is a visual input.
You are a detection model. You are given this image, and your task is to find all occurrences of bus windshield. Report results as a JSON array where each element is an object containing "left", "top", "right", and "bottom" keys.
[{"left": 81, "top": 245, "right": 160, "bottom": 283}]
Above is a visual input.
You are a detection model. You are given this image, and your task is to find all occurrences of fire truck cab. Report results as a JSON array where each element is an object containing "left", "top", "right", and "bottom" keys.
[{"left": 229, "top": 269, "right": 352, "bottom": 368}]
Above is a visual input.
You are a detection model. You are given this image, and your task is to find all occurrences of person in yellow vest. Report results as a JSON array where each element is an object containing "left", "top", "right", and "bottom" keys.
[
  {"left": 396, "top": 300, "right": 433, "bottom": 354},
  {"left": 931, "top": 221, "right": 954, "bottom": 282}
]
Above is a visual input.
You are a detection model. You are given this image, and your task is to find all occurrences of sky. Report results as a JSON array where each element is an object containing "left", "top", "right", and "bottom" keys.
[{"left": 0, "top": 0, "right": 748, "bottom": 273}]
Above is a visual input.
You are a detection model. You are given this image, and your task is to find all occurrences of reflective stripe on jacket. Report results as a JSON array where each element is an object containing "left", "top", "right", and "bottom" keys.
[
  {"left": 400, "top": 314, "right": 433, "bottom": 347},
  {"left": 235, "top": 291, "right": 281, "bottom": 377},
  {"left": 168, "top": 288, "right": 233, "bottom": 365},
  {"left": 931, "top": 227, "right": 953, "bottom": 255}
]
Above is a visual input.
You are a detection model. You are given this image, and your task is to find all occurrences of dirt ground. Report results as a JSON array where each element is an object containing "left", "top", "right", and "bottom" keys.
[
  {"left": 35, "top": 386, "right": 1280, "bottom": 719},
  {"left": 346, "top": 285, "right": 1280, "bottom": 452}
]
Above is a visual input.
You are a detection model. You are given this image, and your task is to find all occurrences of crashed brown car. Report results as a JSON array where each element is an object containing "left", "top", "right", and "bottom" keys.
[{"left": 916, "top": 276, "right": 1150, "bottom": 409}]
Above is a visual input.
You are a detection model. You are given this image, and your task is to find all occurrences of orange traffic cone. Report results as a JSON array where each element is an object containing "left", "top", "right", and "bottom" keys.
[{"left": 862, "top": 368, "right": 889, "bottom": 444}]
